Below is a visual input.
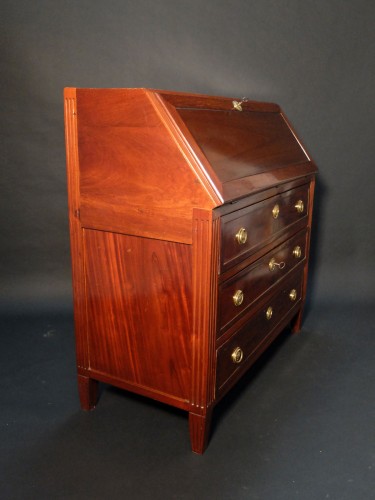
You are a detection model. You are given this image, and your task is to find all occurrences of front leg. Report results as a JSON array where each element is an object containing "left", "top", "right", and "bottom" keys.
[
  {"left": 77, "top": 374, "right": 99, "bottom": 410},
  {"left": 189, "top": 408, "right": 213, "bottom": 454},
  {"left": 291, "top": 306, "right": 304, "bottom": 334}
]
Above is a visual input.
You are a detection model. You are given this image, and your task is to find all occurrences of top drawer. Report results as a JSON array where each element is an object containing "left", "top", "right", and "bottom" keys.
[{"left": 220, "top": 184, "right": 309, "bottom": 272}]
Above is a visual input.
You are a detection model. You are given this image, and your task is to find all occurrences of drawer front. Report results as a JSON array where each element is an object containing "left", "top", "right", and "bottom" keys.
[
  {"left": 221, "top": 185, "right": 309, "bottom": 272},
  {"left": 218, "top": 230, "right": 306, "bottom": 334},
  {"left": 216, "top": 270, "right": 303, "bottom": 393}
]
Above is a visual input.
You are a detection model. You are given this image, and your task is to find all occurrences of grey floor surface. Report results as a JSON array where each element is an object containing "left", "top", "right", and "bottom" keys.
[{"left": 1, "top": 302, "right": 374, "bottom": 500}]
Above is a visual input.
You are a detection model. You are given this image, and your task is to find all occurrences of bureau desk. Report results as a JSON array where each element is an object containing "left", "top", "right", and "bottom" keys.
[{"left": 64, "top": 88, "right": 317, "bottom": 453}]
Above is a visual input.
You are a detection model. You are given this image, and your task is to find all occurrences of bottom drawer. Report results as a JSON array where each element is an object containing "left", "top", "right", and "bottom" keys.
[{"left": 216, "top": 270, "right": 303, "bottom": 394}]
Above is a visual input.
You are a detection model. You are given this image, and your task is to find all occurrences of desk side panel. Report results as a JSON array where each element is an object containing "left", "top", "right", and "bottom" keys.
[
  {"left": 83, "top": 229, "right": 193, "bottom": 405},
  {"left": 76, "top": 89, "right": 217, "bottom": 244}
]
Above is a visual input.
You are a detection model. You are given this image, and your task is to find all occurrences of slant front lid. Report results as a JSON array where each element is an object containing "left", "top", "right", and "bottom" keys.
[{"left": 176, "top": 108, "right": 309, "bottom": 184}]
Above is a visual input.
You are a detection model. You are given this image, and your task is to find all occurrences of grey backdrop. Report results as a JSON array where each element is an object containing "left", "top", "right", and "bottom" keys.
[{"left": 1, "top": 0, "right": 375, "bottom": 313}]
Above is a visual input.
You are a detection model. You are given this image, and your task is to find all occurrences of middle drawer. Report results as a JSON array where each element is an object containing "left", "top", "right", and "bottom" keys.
[{"left": 218, "top": 230, "right": 306, "bottom": 335}]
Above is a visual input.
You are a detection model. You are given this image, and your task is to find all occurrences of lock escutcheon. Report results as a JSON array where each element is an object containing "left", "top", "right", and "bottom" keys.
[{"left": 269, "top": 258, "right": 286, "bottom": 271}]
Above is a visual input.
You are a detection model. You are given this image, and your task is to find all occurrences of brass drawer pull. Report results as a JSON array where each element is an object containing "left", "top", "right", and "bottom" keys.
[
  {"left": 235, "top": 227, "right": 248, "bottom": 245},
  {"left": 266, "top": 306, "right": 273, "bottom": 320},
  {"left": 231, "top": 347, "right": 244, "bottom": 364},
  {"left": 272, "top": 204, "right": 280, "bottom": 219},
  {"left": 295, "top": 200, "right": 304, "bottom": 213},
  {"left": 289, "top": 289, "right": 297, "bottom": 301},
  {"left": 293, "top": 245, "right": 302, "bottom": 258},
  {"left": 269, "top": 258, "right": 286, "bottom": 271},
  {"left": 232, "top": 290, "right": 244, "bottom": 307}
]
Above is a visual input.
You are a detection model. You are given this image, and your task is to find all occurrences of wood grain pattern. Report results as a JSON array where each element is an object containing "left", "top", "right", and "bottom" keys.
[
  {"left": 291, "top": 177, "right": 316, "bottom": 333},
  {"left": 221, "top": 184, "right": 309, "bottom": 272},
  {"left": 189, "top": 409, "right": 213, "bottom": 455},
  {"left": 218, "top": 230, "right": 307, "bottom": 334},
  {"left": 177, "top": 109, "right": 308, "bottom": 183},
  {"left": 64, "top": 89, "right": 89, "bottom": 378},
  {"left": 64, "top": 88, "right": 317, "bottom": 453},
  {"left": 215, "top": 297, "right": 304, "bottom": 403},
  {"left": 83, "top": 229, "right": 192, "bottom": 402},
  {"left": 76, "top": 88, "right": 217, "bottom": 244},
  {"left": 149, "top": 92, "right": 224, "bottom": 205},
  {"left": 157, "top": 90, "right": 280, "bottom": 113},
  {"left": 189, "top": 209, "right": 220, "bottom": 453},
  {"left": 222, "top": 162, "right": 317, "bottom": 201},
  {"left": 160, "top": 90, "right": 316, "bottom": 203},
  {"left": 77, "top": 375, "right": 99, "bottom": 410},
  {"left": 216, "top": 269, "right": 304, "bottom": 394}
]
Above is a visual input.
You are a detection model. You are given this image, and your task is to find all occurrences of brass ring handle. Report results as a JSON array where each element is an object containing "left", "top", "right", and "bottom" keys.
[
  {"left": 235, "top": 227, "right": 248, "bottom": 245},
  {"left": 289, "top": 289, "right": 297, "bottom": 301},
  {"left": 231, "top": 347, "right": 244, "bottom": 364},
  {"left": 232, "top": 290, "right": 244, "bottom": 307},
  {"left": 266, "top": 306, "right": 273, "bottom": 320},
  {"left": 269, "top": 258, "right": 286, "bottom": 271},
  {"left": 293, "top": 246, "right": 302, "bottom": 258},
  {"left": 295, "top": 200, "right": 304, "bottom": 213},
  {"left": 272, "top": 204, "right": 280, "bottom": 219}
]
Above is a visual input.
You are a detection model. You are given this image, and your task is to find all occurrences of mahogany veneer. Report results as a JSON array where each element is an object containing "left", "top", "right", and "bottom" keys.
[{"left": 64, "top": 88, "right": 317, "bottom": 453}]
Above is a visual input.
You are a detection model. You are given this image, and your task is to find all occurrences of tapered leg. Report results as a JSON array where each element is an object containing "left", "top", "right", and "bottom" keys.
[
  {"left": 291, "top": 307, "right": 304, "bottom": 334},
  {"left": 78, "top": 375, "right": 99, "bottom": 410},
  {"left": 189, "top": 408, "right": 213, "bottom": 454}
]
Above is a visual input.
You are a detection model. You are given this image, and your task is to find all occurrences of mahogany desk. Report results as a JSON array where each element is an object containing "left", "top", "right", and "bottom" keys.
[{"left": 64, "top": 88, "right": 317, "bottom": 453}]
